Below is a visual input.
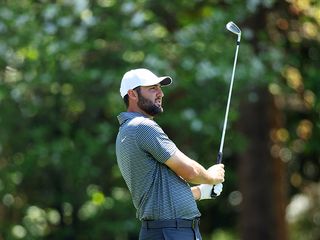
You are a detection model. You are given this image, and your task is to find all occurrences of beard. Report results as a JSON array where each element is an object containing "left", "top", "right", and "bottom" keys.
[{"left": 137, "top": 92, "right": 163, "bottom": 116}]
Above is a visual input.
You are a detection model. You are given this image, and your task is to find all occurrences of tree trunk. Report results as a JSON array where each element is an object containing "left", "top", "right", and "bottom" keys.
[{"left": 237, "top": 87, "right": 288, "bottom": 240}]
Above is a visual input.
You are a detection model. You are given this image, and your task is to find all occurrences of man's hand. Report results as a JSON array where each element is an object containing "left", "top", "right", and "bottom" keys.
[
  {"left": 198, "top": 164, "right": 225, "bottom": 200},
  {"left": 198, "top": 183, "right": 223, "bottom": 200},
  {"left": 207, "top": 164, "right": 225, "bottom": 185}
]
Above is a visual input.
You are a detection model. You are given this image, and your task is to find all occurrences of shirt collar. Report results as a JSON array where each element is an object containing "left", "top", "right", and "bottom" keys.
[{"left": 117, "top": 112, "right": 149, "bottom": 125}]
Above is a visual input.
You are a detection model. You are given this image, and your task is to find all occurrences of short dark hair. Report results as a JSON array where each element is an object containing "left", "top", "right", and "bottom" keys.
[
  {"left": 123, "top": 94, "right": 129, "bottom": 108},
  {"left": 122, "top": 86, "right": 141, "bottom": 108}
]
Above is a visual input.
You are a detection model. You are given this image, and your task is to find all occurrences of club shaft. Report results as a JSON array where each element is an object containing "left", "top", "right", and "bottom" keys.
[
  {"left": 217, "top": 41, "right": 240, "bottom": 161},
  {"left": 212, "top": 23, "right": 241, "bottom": 197}
]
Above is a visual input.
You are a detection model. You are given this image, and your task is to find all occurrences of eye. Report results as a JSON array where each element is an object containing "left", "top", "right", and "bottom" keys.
[{"left": 148, "top": 85, "right": 161, "bottom": 91}]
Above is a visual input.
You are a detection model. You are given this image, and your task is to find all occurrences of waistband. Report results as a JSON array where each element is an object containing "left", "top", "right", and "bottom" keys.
[{"left": 141, "top": 218, "right": 200, "bottom": 229}]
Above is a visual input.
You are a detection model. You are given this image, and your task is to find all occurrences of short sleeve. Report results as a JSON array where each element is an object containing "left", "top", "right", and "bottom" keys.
[{"left": 136, "top": 119, "right": 177, "bottom": 163}]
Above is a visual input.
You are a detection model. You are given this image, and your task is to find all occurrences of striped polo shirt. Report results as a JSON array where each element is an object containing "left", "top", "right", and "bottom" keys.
[{"left": 116, "top": 112, "right": 201, "bottom": 220}]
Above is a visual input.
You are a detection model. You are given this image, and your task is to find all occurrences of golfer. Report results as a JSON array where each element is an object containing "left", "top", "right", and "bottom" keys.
[{"left": 116, "top": 68, "right": 225, "bottom": 240}]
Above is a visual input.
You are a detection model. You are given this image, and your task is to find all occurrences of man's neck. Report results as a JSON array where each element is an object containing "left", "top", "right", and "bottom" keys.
[{"left": 127, "top": 107, "right": 153, "bottom": 119}]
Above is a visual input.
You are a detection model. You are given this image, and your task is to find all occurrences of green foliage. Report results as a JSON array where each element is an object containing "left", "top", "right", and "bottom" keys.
[{"left": 0, "top": 0, "right": 319, "bottom": 239}]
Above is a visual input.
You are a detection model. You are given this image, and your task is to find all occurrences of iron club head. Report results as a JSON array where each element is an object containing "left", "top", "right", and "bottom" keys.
[{"left": 226, "top": 21, "right": 241, "bottom": 42}]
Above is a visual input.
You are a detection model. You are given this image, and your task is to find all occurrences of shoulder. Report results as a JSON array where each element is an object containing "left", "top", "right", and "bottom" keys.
[
  {"left": 124, "top": 116, "right": 162, "bottom": 135},
  {"left": 129, "top": 116, "right": 152, "bottom": 126},
  {"left": 126, "top": 116, "right": 154, "bottom": 129},
  {"left": 124, "top": 117, "right": 167, "bottom": 144},
  {"left": 135, "top": 117, "right": 162, "bottom": 134}
]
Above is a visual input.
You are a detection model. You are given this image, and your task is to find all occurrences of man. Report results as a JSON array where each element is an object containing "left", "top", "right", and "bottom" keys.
[{"left": 115, "top": 68, "right": 225, "bottom": 240}]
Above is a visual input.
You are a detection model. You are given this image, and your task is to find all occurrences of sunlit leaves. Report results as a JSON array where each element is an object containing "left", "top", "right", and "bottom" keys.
[
  {"left": 283, "top": 66, "right": 304, "bottom": 92},
  {"left": 296, "top": 119, "right": 313, "bottom": 140},
  {"left": 97, "top": 0, "right": 116, "bottom": 8},
  {"left": 24, "top": 206, "right": 48, "bottom": 237},
  {"left": 286, "top": 183, "right": 320, "bottom": 240},
  {"left": 11, "top": 225, "right": 27, "bottom": 239},
  {"left": 4, "top": 66, "right": 23, "bottom": 84},
  {"left": 122, "top": 50, "right": 145, "bottom": 63}
]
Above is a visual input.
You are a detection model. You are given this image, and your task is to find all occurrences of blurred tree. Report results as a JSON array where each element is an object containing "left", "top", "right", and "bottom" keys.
[
  {"left": 235, "top": 1, "right": 320, "bottom": 239},
  {"left": 237, "top": 87, "right": 287, "bottom": 240}
]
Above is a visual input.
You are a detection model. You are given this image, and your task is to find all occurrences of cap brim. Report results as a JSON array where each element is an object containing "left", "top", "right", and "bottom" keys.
[{"left": 159, "top": 76, "right": 172, "bottom": 86}]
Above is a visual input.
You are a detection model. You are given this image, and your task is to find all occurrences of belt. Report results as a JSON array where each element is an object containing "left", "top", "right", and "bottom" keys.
[{"left": 141, "top": 218, "right": 200, "bottom": 229}]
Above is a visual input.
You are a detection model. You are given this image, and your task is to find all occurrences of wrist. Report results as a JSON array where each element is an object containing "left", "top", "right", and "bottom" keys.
[{"left": 191, "top": 186, "right": 201, "bottom": 200}]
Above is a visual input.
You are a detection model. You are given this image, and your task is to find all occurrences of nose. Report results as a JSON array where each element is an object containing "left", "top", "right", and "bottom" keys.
[
  {"left": 159, "top": 88, "right": 164, "bottom": 97},
  {"left": 156, "top": 86, "right": 164, "bottom": 97},
  {"left": 159, "top": 89, "right": 164, "bottom": 98}
]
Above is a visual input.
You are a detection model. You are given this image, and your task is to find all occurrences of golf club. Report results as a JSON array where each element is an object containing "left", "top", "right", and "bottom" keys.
[{"left": 211, "top": 21, "right": 241, "bottom": 197}]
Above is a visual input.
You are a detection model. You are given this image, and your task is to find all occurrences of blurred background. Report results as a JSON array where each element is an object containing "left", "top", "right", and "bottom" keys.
[{"left": 0, "top": 0, "right": 319, "bottom": 239}]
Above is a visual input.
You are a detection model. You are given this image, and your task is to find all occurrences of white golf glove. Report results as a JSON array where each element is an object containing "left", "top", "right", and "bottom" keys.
[
  {"left": 199, "top": 183, "right": 223, "bottom": 200},
  {"left": 213, "top": 183, "right": 223, "bottom": 196}
]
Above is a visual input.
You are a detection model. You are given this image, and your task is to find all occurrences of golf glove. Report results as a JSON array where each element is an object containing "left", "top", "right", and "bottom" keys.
[
  {"left": 198, "top": 183, "right": 223, "bottom": 200},
  {"left": 213, "top": 183, "right": 223, "bottom": 196}
]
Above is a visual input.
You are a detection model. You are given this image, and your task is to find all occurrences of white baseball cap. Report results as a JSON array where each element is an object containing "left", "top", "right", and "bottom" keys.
[{"left": 120, "top": 68, "right": 172, "bottom": 98}]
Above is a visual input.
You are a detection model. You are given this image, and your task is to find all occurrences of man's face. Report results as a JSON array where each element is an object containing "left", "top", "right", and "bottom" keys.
[{"left": 136, "top": 84, "right": 164, "bottom": 117}]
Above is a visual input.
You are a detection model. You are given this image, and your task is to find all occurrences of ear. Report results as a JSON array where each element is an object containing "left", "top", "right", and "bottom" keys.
[{"left": 127, "top": 89, "right": 138, "bottom": 101}]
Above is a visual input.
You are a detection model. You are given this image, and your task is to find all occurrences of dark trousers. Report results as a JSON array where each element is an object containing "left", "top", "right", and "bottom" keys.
[{"left": 139, "top": 219, "right": 202, "bottom": 240}]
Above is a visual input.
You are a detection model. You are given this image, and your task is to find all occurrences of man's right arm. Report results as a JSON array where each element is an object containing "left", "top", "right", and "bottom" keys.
[{"left": 164, "top": 148, "right": 225, "bottom": 185}]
